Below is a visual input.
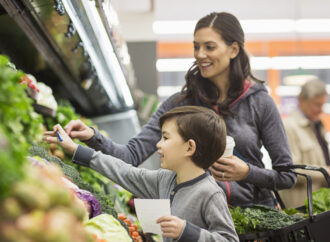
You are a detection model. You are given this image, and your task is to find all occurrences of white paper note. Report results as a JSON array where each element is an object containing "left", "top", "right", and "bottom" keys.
[{"left": 134, "top": 199, "right": 171, "bottom": 234}]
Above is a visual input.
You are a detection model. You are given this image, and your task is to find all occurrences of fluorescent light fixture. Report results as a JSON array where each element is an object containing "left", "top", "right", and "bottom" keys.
[
  {"left": 250, "top": 57, "right": 272, "bottom": 70},
  {"left": 276, "top": 86, "right": 301, "bottom": 96},
  {"left": 82, "top": 0, "right": 133, "bottom": 107},
  {"left": 153, "top": 21, "right": 196, "bottom": 34},
  {"left": 276, "top": 84, "right": 330, "bottom": 97},
  {"left": 153, "top": 19, "right": 330, "bottom": 34},
  {"left": 158, "top": 84, "right": 330, "bottom": 99},
  {"left": 156, "top": 58, "right": 195, "bottom": 72},
  {"left": 241, "top": 19, "right": 295, "bottom": 33},
  {"left": 283, "top": 75, "right": 318, "bottom": 86},
  {"left": 156, "top": 56, "right": 330, "bottom": 72},
  {"left": 157, "top": 85, "right": 182, "bottom": 98},
  {"left": 272, "top": 56, "right": 330, "bottom": 70},
  {"left": 296, "top": 19, "right": 330, "bottom": 33}
]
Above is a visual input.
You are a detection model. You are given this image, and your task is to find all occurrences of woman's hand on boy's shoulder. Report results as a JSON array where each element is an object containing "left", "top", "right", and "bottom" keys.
[{"left": 156, "top": 215, "right": 185, "bottom": 239}]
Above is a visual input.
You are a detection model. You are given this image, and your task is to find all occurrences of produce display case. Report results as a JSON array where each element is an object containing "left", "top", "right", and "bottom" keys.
[
  {"left": 239, "top": 165, "right": 330, "bottom": 242},
  {"left": 0, "top": 0, "right": 148, "bottom": 240},
  {"left": 0, "top": 0, "right": 147, "bottom": 165},
  {"left": 0, "top": 0, "right": 135, "bottom": 117}
]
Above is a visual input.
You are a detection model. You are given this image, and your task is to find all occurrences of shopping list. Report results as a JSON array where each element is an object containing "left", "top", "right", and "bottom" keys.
[{"left": 134, "top": 199, "right": 171, "bottom": 234}]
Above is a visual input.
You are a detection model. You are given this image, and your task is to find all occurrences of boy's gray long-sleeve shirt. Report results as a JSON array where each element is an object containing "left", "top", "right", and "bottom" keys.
[
  {"left": 85, "top": 82, "right": 296, "bottom": 207},
  {"left": 73, "top": 145, "right": 239, "bottom": 242}
]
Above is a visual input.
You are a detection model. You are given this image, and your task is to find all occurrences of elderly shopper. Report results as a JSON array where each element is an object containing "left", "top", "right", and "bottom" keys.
[{"left": 280, "top": 79, "right": 330, "bottom": 208}]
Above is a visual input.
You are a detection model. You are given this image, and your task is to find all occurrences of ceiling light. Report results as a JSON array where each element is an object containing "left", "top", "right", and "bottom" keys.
[
  {"left": 153, "top": 21, "right": 196, "bottom": 34},
  {"left": 241, "top": 19, "right": 295, "bottom": 33},
  {"left": 296, "top": 19, "right": 330, "bottom": 33},
  {"left": 153, "top": 19, "right": 330, "bottom": 34},
  {"left": 157, "top": 86, "right": 182, "bottom": 98},
  {"left": 156, "top": 58, "right": 195, "bottom": 72},
  {"left": 283, "top": 75, "right": 318, "bottom": 86},
  {"left": 276, "top": 86, "right": 301, "bottom": 96},
  {"left": 156, "top": 56, "right": 330, "bottom": 72}
]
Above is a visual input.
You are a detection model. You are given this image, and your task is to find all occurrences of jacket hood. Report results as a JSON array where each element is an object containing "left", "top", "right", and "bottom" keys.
[{"left": 230, "top": 81, "right": 268, "bottom": 107}]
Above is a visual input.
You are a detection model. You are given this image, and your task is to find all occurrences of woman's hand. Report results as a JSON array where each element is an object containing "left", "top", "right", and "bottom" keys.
[
  {"left": 43, "top": 124, "right": 78, "bottom": 155},
  {"left": 64, "top": 119, "right": 95, "bottom": 141},
  {"left": 209, "top": 156, "right": 250, "bottom": 181},
  {"left": 156, "top": 216, "right": 185, "bottom": 239}
]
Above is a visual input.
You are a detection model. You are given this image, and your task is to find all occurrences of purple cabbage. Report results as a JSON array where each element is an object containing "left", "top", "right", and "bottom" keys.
[{"left": 76, "top": 189, "right": 102, "bottom": 218}]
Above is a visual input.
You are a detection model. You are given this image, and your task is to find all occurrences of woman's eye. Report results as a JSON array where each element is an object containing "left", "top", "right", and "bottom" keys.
[
  {"left": 193, "top": 45, "right": 199, "bottom": 51},
  {"left": 206, "top": 46, "right": 215, "bottom": 50}
]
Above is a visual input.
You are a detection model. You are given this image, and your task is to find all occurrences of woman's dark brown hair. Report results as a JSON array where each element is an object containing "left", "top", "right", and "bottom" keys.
[
  {"left": 159, "top": 106, "right": 226, "bottom": 169},
  {"left": 181, "top": 12, "right": 262, "bottom": 117}
]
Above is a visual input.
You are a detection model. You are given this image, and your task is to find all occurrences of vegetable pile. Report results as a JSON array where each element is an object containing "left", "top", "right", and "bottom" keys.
[
  {"left": 0, "top": 55, "right": 44, "bottom": 201},
  {"left": 306, "top": 187, "right": 330, "bottom": 214},
  {"left": 0, "top": 55, "right": 134, "bottom": 241},
  {"left": 231, "top": 187, "right": 330, "bottom": 236},
  {"left": 85, "top": 214, "right": 132, "bottom": 242},
  {"left": 0, "top": 164, "right": 94, "bottom": 242},
  {"left": 230, "top": 205, "right": 304, "bottom": 234},
  {"left": 118, "top": 213, "right": 142, "bottom": 242},
  {"left": 28, "top": 145, "right": 119, "bottom": 221}
]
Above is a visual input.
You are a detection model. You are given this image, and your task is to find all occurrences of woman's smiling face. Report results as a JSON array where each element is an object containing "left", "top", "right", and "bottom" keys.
[{"left": 193, "top": 27, "right": 236, "bottom": 83}]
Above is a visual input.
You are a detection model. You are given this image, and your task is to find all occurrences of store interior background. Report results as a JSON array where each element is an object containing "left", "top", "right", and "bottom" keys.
[
  {"left": 1, "top": 0, "right": 330, "bottom": 169},
  {"left": 111, "top": 0, "right": 330, "bottom": 168},
  {"left": 112, "top": 0, "right": 330, "bottom": 115}
]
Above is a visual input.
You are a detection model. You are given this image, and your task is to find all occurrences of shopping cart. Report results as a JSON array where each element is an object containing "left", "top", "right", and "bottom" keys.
[{"left": 238, "top": 164, "right": 330, "bottom": 242}]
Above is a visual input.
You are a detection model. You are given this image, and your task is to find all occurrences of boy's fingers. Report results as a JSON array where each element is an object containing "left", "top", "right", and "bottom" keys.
[
  {"left": 159, "top": 222, "right": 173, "bottom": 228},
  {"left": 157, "top": 216, "right": 172, "bottom": 223}
]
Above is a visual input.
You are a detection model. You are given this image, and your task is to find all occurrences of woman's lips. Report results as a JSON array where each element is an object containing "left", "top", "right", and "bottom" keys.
[{"left": 198, "top": 62, "right": 212, "bottom": 70}]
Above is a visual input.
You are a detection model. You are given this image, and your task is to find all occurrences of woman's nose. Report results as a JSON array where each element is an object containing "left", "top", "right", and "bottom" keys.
[{"left": 195, "top": 48, "right": 206, "bottom": 59}]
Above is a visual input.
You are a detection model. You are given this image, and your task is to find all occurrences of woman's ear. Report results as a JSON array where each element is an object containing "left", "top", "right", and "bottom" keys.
[
  {"left": 185, "top": 139, "right": 196, "bottom": 157},
  {"left": 230, "top": 42, "right": 239, "bottom": 59}
]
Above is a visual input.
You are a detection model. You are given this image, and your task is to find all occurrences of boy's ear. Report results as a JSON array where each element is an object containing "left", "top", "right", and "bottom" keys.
[{"left": 185, "top": 139, "right": 196, "bottom": 157}]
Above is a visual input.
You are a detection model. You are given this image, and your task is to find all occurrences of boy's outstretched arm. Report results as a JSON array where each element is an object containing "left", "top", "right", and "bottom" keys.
[
  {"left": 43, "top": 124, "right": 78, "bottom": 155},
  {"left": 44, "top": 124, "right": 164, "bottom": 200}
]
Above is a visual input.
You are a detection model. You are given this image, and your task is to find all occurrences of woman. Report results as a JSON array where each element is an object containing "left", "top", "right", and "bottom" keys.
[{"left": 62, "top": 12, "right": 296, "bottom": 207}]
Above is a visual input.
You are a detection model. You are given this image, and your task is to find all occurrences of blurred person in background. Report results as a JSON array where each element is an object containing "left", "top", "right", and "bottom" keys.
[
  {"left": 280, "top": 79, "right": 330, "bottom": 208},
  {"left": 56, "top": 12, "right": 296, "bottom": 208}
]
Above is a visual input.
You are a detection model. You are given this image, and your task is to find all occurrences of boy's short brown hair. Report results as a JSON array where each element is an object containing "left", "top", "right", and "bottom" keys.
[{"left": 159, "top": 106, "right": 226, "bottom": 169}]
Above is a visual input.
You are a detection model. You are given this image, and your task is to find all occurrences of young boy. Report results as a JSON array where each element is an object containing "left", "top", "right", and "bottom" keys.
[{"left": 44, "top": 106, "right": 239, "bottom": 242}]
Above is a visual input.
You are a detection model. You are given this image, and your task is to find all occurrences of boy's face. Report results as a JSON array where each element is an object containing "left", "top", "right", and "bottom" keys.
[{"left": 156, "top": 119, "right": 188, "bottom": 172}]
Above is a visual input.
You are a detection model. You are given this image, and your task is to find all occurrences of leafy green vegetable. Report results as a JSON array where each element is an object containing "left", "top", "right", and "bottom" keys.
[
  {"left": 306, "top": 187, "right": 330, "bottom": 214},
  {"left": 230, "top": 205, "right": 304, "bottom": 234},
  {"left": 0, "top": 55, "right": 44, "bottom": 201},
  {"left": 84, "top": 214, "right": 131, "bottom": 242},
  {"left": 229, "top": 206, "right": 259, "bottom": 234},
  {"left": 45, "top": 103, "right": 92, "bottom": 130}
]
